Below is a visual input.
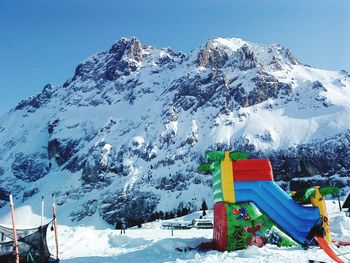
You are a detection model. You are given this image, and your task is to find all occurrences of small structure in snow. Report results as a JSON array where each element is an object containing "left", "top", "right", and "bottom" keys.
[
  {"left": 193, "top": 218, "right": 213, "bottom": 229},
  {"left": 342, "top": 192, "right": 350, "bottom": 217},
  {"left": 161, "top": 220, "right": 192, "bottom": 229}
]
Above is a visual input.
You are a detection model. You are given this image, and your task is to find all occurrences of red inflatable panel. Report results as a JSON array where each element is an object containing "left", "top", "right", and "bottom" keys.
[
  {"left": 213, "top": 202, "right": 228, "bottom": 251},
  {"left": 232, "top": 159, "right": 274, "bottom": 181}
]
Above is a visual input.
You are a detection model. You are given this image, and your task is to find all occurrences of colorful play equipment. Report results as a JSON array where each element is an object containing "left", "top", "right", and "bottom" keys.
[
  {"left": 291, "top": 185, "right": 340, "bottom": 243},
  {"left": 213, "top": 202, "right": 296, "bottom": 251},
  {"left": 198, "top": 150, "right": 344, "bottom": 263}
]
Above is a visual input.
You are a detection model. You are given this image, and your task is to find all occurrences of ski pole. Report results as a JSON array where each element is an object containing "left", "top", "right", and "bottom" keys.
[{"left": 41, "top": 196, "right": 44, "bottom": 228}]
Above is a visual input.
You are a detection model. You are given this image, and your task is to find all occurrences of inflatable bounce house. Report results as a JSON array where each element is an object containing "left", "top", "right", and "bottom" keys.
[{"left": 198, "top": 150, "right": 343, "bottom": 263}]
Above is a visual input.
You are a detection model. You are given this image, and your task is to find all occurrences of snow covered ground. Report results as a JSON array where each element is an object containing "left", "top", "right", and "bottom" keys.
[{"left": 1, "top": 201, "right": 350, "bottom": 262}]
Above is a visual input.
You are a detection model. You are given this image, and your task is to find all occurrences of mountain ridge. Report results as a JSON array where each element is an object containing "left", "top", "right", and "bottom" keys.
[{"left": 0, "top": 37, "right": 349, "bottom": 226}]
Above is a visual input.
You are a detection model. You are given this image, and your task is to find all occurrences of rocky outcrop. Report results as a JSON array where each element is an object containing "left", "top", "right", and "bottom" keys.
[
  {"left": 11, "top": 153, "right": 49, "bottom": 182},
  {"left": 99, "top": 191, "right": 159, "bottom": 225},
  {"left": 197, "top": 40, "right": 229, "bottom": 68},
  {"left": 249, "top": 130, "right": 350, "bottom": 183},
  {"left": 231, "top": 45, "right": 258, "bottom": 70},
  {"left": 15, "top": 84, "right": 56, "bottom": 111}
]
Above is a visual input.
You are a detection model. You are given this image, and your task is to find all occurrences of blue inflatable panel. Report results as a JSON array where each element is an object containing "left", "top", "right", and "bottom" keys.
[{"left": 235, "top": 181, "right": 321, "bottom": 245}]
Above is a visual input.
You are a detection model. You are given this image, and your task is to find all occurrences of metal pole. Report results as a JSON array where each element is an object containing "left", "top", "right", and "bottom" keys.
[
  {"left": 41, "top": 196, "right": 44, "bottom": 228},
  {"left": 52, "top": 194, "right": 59, "bottom": 261},
  {"left": 338, "top": 196, "right": 342, "bottom": 212},
  {"left": 9, "top": 194, "right": 19, "bottom": 263},
  {"left": 171, "top": 224, "right": 173, "bottom": 237}
]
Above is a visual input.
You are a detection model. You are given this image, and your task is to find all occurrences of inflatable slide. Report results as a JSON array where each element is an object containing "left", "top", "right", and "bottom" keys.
[{"left": 198, "top": 150, "right": 343, "bottom": 262}]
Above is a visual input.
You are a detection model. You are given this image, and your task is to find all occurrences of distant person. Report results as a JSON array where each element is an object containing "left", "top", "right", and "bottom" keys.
[{"left": 121, "top": 219, "right": 127, "bottom": 235}]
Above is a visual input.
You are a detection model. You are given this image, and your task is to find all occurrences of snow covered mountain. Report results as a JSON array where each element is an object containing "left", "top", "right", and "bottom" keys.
[{"left": 0, "top": 37, "right": 350, "bottom": 226}]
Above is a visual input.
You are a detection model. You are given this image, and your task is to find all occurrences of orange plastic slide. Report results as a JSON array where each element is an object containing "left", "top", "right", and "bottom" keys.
[{"left": 315, "top": 236, "right": 344, "bottom": 263}]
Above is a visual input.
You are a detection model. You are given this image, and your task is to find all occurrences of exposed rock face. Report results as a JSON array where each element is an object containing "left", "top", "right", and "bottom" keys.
[
  {"left": 99, "top": 191, "right": 159, "bottom": 225},
  {"left": 0, "top": 37, "right": 350, "bottom": 226},
  {"left": 0, "top": 186, "right": 9, "bottom": 208},
  {"left": 15, "top": 84, "right": 56, "bottom": 111},
  {"left": 11, "top": 153, "right": 49, "bottom": 182},
  {"left": 197, "top": 40, "right": 229, "bottom": 68},
  {"left": 232, "top": 45, "right": 258, "bottom": 70},
  {"left": 251, "top": 130, "right": 350, "bottom": 181},
  {"left": 105, "top": 37, "right": 145, "bottom": 80}
]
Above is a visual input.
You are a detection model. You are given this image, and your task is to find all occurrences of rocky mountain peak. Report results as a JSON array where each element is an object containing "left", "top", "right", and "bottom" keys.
[
  {"left": 109, "top": 37, "right": 144, "bottom": 62},
  {"left": 14, "top": 83, "right": 56, "bottom": 111},
  {"left": 195, "top": 38, "right": 247, "bottom": 68},
  {"left": 66, "top": 37, "right": 148, "bottom": 85},
  {"left": 196, "top": 38, "right": 298, "bottom": 71},
  {"left": 196, "top": 39, "right": 230, "bottom": 68},
  {"left": 1, "top": 37, "right": 350, "bottom": 227},
  {"left": 271, "top": 44, "right": 300, "bottom": 65}
]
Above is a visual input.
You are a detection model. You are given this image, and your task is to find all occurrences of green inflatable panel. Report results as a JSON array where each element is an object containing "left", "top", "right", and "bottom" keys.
[{"left": 224, "top": 202, "right": 296, "bottom": 251}]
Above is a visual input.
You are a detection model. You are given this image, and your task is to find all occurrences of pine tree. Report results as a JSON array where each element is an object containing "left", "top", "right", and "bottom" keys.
[
  {"left": 154, "top": 211, "right": 160, "bottom": 220},
  {"left": 159, "top": 210, "right": 164, "bottom": 219},
  {"left": 177, "top": 209, "right": 182, "bottom": 217},
  {"left": 182, "top": 207, "right": 189, "bottom": 216},
  {"left": 149, "top": 212, "right": 156, "bottom": 222}
]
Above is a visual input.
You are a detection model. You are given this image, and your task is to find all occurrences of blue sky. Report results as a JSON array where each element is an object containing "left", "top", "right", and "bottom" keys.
[{"left": 0, "top": 0, "right": 349, "bottom": 114}]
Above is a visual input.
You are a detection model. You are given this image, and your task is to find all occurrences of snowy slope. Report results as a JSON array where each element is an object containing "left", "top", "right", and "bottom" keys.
[
  {"left": 1, "top": 200, "right": 349, "bottom": 263},
  {"left": 0, "top": 37, "right": 350, "bottom": 226}
]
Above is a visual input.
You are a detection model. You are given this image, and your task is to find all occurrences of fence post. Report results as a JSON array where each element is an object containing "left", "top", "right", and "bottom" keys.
[{"left": 9, "top": 194, "right": 19, "bottom": 263}]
